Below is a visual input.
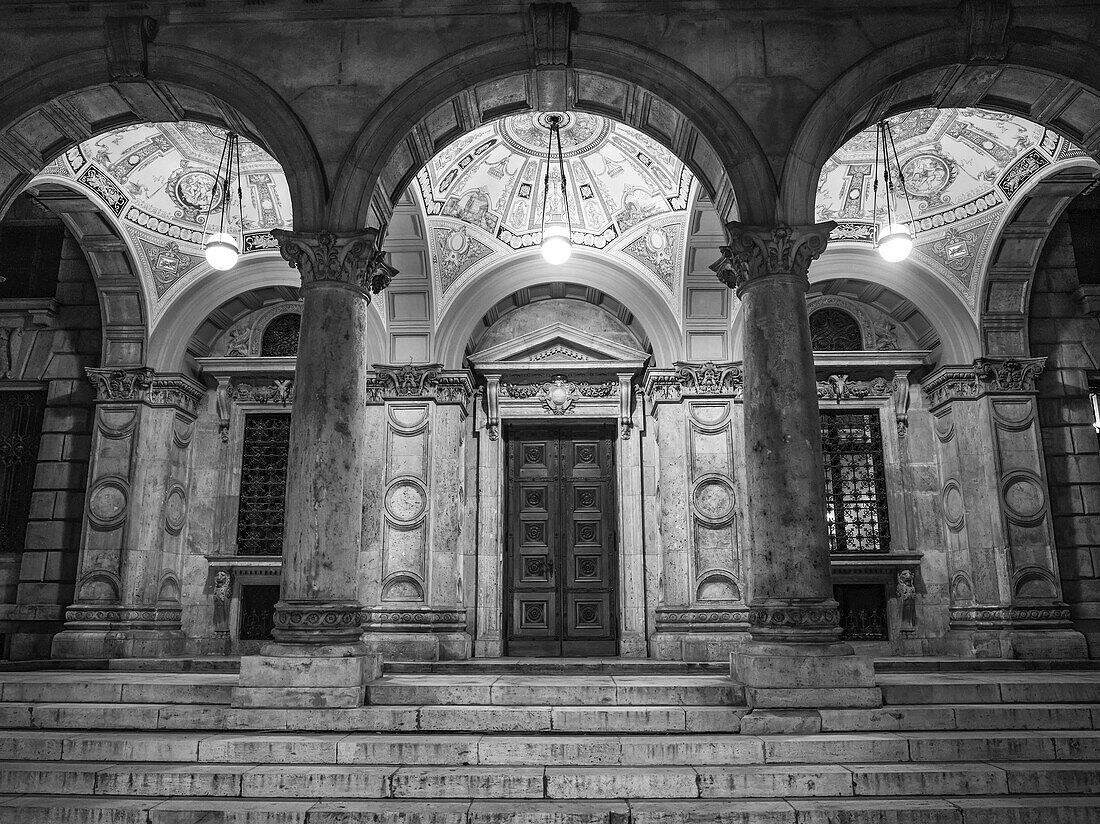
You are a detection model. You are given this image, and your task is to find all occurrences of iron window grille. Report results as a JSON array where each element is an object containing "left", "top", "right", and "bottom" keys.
[
  {"left": 0, "top": 391, "right": 45, "bottom": 553},
  {"left": 821, "top": 410, "right": 891, "bottom": 553},
  {"left": 238, "top": 584, "right": 279, "bottom": 640},
  {"left": 834, "top": 583, "right": 889, "bottom": 641},
  {"left": 809, "top": 308, "right": 864, "bottom": 351},
  {"left": 260, "top": 314, "right": 301, "bottom": 357},
  {"left": 235, "top": 413, "right": 291, "bottom": 556}
]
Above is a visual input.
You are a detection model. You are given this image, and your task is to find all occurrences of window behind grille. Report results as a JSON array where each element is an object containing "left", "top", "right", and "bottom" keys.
[
  {"left": 238, "top": 584, "right": 279, "bottom": 640},
  {"left": 236, "top": 414, "right": 291, "bottom": 556},
  {"left": 0, "top": 391, "right": 46, "bottom": 553},
  {"left": 260, "top": 314, "right": 300, "bottom": 357},
  {"left": 820, "top": 410, "right": 890, "bottom": 553}
]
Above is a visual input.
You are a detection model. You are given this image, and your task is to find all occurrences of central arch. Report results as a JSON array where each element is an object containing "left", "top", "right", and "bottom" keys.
[{"left": 329, "top": 34, "right": 775, "bottom": 233}]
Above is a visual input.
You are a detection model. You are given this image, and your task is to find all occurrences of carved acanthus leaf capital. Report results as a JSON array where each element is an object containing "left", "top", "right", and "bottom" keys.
[
  {"left": 273, "top": 228, "right": 398, "bottom": 297},
  {"left": 85, "top": 367, "right": 204, "bottom": 416},
  {"left": 973, "top": 356, "right": 1046, "bottom": 392},
  {"left": 710, "top": 222, "right": 836, "bottom": 294}
]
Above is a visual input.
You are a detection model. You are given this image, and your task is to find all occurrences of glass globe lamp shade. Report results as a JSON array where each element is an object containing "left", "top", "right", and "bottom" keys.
[
  {"left": 877, "top": 223, "right": 912, "bottom": 263},
  {"left": 205, "top": 232, "right": 240, "bottom": 271},
  {"left": 540, "top": 224, "right": 572, "bottom": 266}
]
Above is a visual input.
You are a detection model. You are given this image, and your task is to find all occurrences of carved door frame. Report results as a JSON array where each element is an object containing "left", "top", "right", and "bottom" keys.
[{"left": 467, "top": 324, "right": 650, "bottom": 658}]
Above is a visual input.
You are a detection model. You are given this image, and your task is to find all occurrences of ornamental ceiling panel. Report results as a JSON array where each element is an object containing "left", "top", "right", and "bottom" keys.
[
  {"left": 816, "top": 107, "right": 1091, "bottom": 309},
  {"left": 36, "top": 122, "right": 292, "bottom": 320},
  {"left": 415, "top": 112, "right": 696, "bottom": 319}
]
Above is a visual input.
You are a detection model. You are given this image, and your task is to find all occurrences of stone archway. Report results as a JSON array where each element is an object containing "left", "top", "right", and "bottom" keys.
[
  {"left": 0, "top": 43, "right": 325, "bottom": 230},
  {"left": 328, "top": 32, "right": 775, "bottom": 232},
  {"left": 779, "top": 23, "right": 1100, "bottom": 225}
]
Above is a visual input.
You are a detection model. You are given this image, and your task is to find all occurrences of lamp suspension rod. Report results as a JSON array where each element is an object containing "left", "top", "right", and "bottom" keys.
[
  {"left": 541, "top": 118, "right": 554, "bottom": 236},
  {"left": 884, "top": 119, "right": 916, "bottom": 230},
  {"left": 554, "top": 118, "right": 571, "bottom": 238},
  {"left": 872, "top": 120, "right": 881, "bottom": 245},
  {"left": 880, "top": 120, "right": 895, "bottom": 232},
  {"left": 232, "top": 132, "right": 244, "bottom": 243},
  {"left": 202, "top": 130, "right": 234, "bottom": 247}
]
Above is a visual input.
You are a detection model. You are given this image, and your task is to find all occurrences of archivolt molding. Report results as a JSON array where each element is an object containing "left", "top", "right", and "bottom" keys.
[{"left": 329, "top": 32, "right": 771, "bottom": 232}]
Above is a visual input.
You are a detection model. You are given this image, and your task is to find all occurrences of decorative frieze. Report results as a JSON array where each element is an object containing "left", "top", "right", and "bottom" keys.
[
  {"left": 949, "top": 605, "right": 1073, "bottom": 628},
  {"left": 231, "top": 378, "right": 295, "bottom": 405},
  {"left": 361, "top": 609, "right": 466, "bottom": 631},
  {"left": 272, "top": 600, "right": 363, "bottom": 644},
  {"left": 86, "top": 367, "right": 204, "bottom": 416},
  {"left": 654, "top": 608, "right": 750, "bottom": 632},
  {"left": 63, "top": 604, "right": 182, "bottom": 628},
  {"left": 500, "top": 376, "right": 616, "bottom": 415},
  {"left": 710, "top": 221, "right": 835, "bottom": 293},
  {"left": 273, "top": 228, "right": 398, "bottom": 297},
  {"left": 923, "top": 357, "right": 1047, "bottom": 408}
]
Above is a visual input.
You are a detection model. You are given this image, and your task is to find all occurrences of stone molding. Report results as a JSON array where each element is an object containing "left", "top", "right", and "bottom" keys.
[
  {"left": 367, "top": 365, "right": 474, "bottom": 408},
  {"left": 86, "top": 367, "right": 204, "bottom": 416},
  {"left": 654, "top": 608, "right": 750, "bottom": 632},
  {"left": 644, "top": 361, "right": 743, "bottom": 403},
  {"left": 747, "top": 601, "right": 842, "bottom": 643},
  {"left": 273, "top": 228, "right": 398, "bottom": 297},
  {"left": 361, "top": 609, "right": 467, "bottom": 632},
  {"left": 949, "top": 604, "right": 1073, "bottom": 628},
  {"left": 922, "top": 357, "right": 1047, "bottom": 408},
  {"left": 710, "top": 221, "right": 836, "bottom": 294},
  {"left": 63, "top": 604, "right": 182, "bottom": 629},
  {"left": 271, "top": 600, "right": 364, "bottom": 644}
]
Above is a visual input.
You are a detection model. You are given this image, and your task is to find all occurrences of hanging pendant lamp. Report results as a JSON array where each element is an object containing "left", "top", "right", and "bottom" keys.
[
  {"left": 540, "top": 114, "right": 573, "bottom": 266},
  {"left": 202, "top": 130, "right": 244, "bottom": 271},
  {"left": 871, "top": 119, "right": 917, "bottom": 263}
]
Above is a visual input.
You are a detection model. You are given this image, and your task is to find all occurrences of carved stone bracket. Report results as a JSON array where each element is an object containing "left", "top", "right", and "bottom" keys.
[
  {"left": 86, "top": 367, "right": 204, "bottom": 417},
  {"left": 273, "top": 228, "right": 398, "bottom": 298},
  {"left": 529, "top": 2, "right": 576, "bottom": 66},
  {"left": 959, "top": 0, "right": 1011, "bottom": 62},
  {"left": 366, "top": 364, "right": 474, "bottom": 410},
  {"left": 104, "top": 15, "right": 158, "bottom": 81},
  {"left": 710, "top": 222, "right": 836, "bottom": 294},
  {"left": 923, "top": 357, "right": 1046, "bottom": 409},
  {"left": 644, "top": 361, "right": 744, "bottom": 403}
]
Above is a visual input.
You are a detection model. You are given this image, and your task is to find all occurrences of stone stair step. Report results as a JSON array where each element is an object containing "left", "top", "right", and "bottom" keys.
[
  {"left": 0, "top": 675, "right": 236, "bottom": 705},
  {"left": 384, "top": 659, "right": 729, "bottom": 675},
  {"left": 364, "top": 674, "right": 743, "bottom": 706},
  {"left": 1, "top": 761, "right": 1098, "bottom": 800},
  {"left": 8, "top": 729, "right": 1100, "bottom": 767},
  {"left": 880, "top": 675, "right": 1100, "bottom": 705},
  {"left": 2, "top": 795, "right": 1100, "bottom": 823}
]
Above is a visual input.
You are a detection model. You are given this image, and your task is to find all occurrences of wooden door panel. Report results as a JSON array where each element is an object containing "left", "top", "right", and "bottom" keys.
[{"left": 506, "top": 422, "right": 617, "bottom": 657}]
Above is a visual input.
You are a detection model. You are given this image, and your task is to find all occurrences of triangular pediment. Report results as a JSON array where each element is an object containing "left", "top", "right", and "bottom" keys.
[{"left": 468, "top": 323, "right": 650, "bottom": 369}]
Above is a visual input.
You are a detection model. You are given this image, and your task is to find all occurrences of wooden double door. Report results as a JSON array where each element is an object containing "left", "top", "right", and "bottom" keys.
[{"left": 505, "top": 422, "right": 619, "bottom": 656}]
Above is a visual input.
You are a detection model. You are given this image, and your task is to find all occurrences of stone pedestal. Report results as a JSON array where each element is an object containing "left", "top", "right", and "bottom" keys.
[
  {"left": 51, "top": 369, "right": 203, "bottom": 660},
  {"left": 922, "top": 358, "right": 1087, "bottom": 659},
  {"left": 232, "top": 229, "right": 395, "bottom": 709},
  {"left": 714, "top": 222, "right": 881, "bottom": 709}
]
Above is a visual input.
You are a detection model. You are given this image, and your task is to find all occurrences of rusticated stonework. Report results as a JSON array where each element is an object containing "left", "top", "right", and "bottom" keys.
[
  {"left": 274, "top": 228, "right": 398, "bottom": 297},
  {"left": 710, "top": 221, "right": 836, "bottom": 293}
]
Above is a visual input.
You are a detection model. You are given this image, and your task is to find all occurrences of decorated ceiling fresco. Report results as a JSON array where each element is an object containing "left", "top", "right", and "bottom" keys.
[
  {"left": 415, "top": 111, "right": 696, "bottom": 315},
  {"left": 816, "top": 107, "right": 1089, "bottom": 308},
  {"left": 37, "top": 122, "right": 291, "bottom": 316}
]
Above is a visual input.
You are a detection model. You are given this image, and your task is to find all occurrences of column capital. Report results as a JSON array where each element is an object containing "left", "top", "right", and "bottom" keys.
[
  {"left": 710, "top": 221, "right": 836, "bottom": 295},
  {"left": 272, "top": 228, "right": 398, "bottom": 297},
  {"left": 85, "top": 366, "right": 204, "bottom": 416},
  {"left": 922, "top": 356, "right": 1046, "bottom": 409}
]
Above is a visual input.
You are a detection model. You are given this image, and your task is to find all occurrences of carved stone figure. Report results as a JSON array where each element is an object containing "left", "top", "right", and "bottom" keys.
[
  {"left": 225, "top": 326, "right": 251, "bottom": 357},
  {"left": 897, "top": 568, "right": 917, "bottom": 628},
  {"left": 874, "top": 320, "right": 899, "bottom": 351},
  {"left": 213, "top": 570, "right": 232, "bottom": 636},
  {"left": 0, "top": 325, "right": 22, "bottom": 379}
]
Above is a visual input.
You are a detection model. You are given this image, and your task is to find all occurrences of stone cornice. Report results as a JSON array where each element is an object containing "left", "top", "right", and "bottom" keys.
[
  {"left": 922, "top": 357, "right": 1046, "bottom": 408},
  {"left": 86, "top": 367, "right": 204, "bottom": 416},
  {"left": 273, "top": 228, "right": 397, "bottom": 297},
  {"left": 710, "top": 221, "right": 836, "bottom": 295}
]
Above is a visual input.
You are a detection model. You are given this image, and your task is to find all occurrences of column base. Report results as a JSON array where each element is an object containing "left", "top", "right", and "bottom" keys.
[
  {"left": 51, "top": 605, "right": 186, "bottom": 659},
  {"left": 943, "top": 628, "right": 1088, "bottom": 659},
  {"left": 732, "top": 641, "right": 882, "bottom": 708},
  {"left": 360, "top": 631, "right": 472, "bottom": 661},
  {"left": 232, "top": 642, "right": 382, "bottom": 708}
]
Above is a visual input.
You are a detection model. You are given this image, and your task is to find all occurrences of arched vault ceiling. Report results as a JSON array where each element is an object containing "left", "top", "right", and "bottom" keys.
[
  {"left": 35, "top": 121, "right": 292, "bottom": 323},
  {"left": 816, "top": 107, "right": 1091, "bottom": 310},
  {"left": 414, "top": 112, "right": 696, "bottom": 321}
]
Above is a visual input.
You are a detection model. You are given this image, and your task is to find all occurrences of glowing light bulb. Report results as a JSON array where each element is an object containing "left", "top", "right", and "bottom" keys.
[
  {"left": 877, "top": 223, "right": 912, "bottom": 263},
  {"left": 540, "top": 224, "right": 572, "bottom": 266},
  {"left": 205, "top": 232, "right": 240, "bottom": 271}
]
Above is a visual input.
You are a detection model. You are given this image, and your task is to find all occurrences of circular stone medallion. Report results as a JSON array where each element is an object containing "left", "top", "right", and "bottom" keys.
[
  {"left": 385, "top": 479, "right": 427, "bottom": 524},
  {"left": 902, "top": 153, "right": 952, "bottom": 198},
  {"left": 173, "top": 170, "right": 221, "bottom": 211},
  {"left": 692, "top": 477, "right": 736, "bottom": 526},
  {"left": 88, "top": 479, "right": 128, "bottom": 529}
]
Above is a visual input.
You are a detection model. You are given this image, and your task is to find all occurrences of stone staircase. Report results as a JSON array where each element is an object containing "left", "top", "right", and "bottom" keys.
[{"left": 0, "top": 664, "right": 1098, "bottom": 822}]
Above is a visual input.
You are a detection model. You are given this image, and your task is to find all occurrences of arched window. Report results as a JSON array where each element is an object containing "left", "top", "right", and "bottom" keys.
[
  {"left": 809, "top": 308, "right": 863, "bottom": 351},
  {"left": 260, "top": 313, "right": 301, "bottom": 357}
]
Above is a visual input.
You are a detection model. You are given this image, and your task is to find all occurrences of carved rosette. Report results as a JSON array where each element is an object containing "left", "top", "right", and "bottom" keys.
[
  {"left": 361, "top": 608, "right": 467, "bottom": 632},
  {"left": 949, "top": 604, "right": 1073, "bottom": 629},
  {"left": 747, "top": 600, "right": 842, "bottom": 643},
  {"left": 273, "top": 228, "right": 398, "bottom": 298},
  {"left": 710, "top": 222, "right": 836, "bottom": 294},
  {"left": 271, "top": 599, "right": 364, "bottom": 644},
  {"left": 923, "top": 357, "right": 1047, "bottom": 409},
  {"left": 63, "top": 604, "right": 182, "bottom": 630},
  {"left": 86, "top": 367, "right": 204, "bottom": 416}
]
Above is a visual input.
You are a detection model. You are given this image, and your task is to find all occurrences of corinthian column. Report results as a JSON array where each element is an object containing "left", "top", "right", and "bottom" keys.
[
  {"left": 233, "top": 229, "right": 396, "bottom": 709},
  {"left": 712, "top": 222, "right": 881, "bottom": 710}
]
